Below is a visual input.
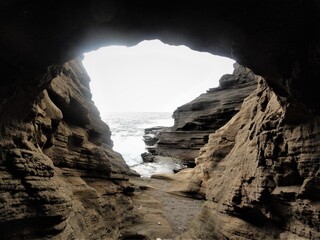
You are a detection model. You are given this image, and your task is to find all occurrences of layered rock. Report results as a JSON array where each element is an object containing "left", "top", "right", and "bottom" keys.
[
  {"left": 175, "top": 80, "right": 320, "bottom": 239},
  {"left": 0, "top": 57, "right": 138, "bottom": 239},
  {"left": 0, "top": 1, "right": 320, "bottom": 239},
  {"left": 144, "top": 64, "right": 258, "bottom": 165}
]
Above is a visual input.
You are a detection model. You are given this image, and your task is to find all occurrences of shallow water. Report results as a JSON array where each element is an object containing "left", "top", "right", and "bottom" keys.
[{"left": 102, "top": 112, "right": 181, "bottom": 177}]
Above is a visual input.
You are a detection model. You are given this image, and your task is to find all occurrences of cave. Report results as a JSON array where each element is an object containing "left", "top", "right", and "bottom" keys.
[{"left": 0, "top": 0, "right": 319, "bottom": 239}]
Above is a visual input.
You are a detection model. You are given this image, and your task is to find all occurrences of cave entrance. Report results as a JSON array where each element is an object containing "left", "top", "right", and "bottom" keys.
[{"left": 82, "top": 39, "right": 235, "bottom": 177}]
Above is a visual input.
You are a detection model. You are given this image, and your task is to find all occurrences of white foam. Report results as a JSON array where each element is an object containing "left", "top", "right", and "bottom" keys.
[
  {"left": 131, "top": 157, "right": 182, "bottom": 178},
  {"left": 103, "top": 112, "right": 177, "bottom": 177}
]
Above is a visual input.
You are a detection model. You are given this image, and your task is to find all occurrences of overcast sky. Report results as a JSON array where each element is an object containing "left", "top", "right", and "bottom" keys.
[{"left": 82, "top": 40, "right": 235, "bottom": 115}]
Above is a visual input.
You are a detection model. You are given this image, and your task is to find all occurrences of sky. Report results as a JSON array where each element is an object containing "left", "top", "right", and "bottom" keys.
[{"left": 82, "top": 39, "right": 235, "bottom": 115}]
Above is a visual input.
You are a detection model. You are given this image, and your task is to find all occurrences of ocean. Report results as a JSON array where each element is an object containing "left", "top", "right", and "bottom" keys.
[{"left": 102, "top": 112, "right": 182, "bottom": 178}]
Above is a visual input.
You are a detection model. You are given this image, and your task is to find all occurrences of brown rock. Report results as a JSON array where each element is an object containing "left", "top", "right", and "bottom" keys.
[
  {"left": 0, "top": 1, "right": 320, "bottom": 239},
  {"left": 144, "top": 64, "right": 258, "bottom": 165},
  {"left": 0, "top": 58, "right": 138, "bottom": 239},
  {"left": 175, "top": 80, "right": 320, "bottom": 239}
]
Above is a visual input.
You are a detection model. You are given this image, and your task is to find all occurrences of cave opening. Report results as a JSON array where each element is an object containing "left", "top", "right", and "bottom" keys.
[
  {"left": 1, "top": 1, "right": 319, "bottom": 239},
  {"left": 82, "top": 39, "right": 235, "bottom": 177}
]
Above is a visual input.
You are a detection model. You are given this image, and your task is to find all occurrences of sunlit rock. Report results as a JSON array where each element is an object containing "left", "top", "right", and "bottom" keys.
[{"left": 143, "top": 64, "right": 258, "bottom": 166}]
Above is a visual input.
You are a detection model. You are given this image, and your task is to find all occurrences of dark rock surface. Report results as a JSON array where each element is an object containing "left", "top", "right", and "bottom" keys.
[
  {"left": 1, "top": 1, "right": 320, "bottom": 114},
  {"left": 143, "top": 64, "right": 258, "bottom": 165},
  {"left": 141, "top": 152, "right": 155, "bottom": 163},
  {"left": 0, "top": 58, "right": 138, "bottom": 239},
  {"left": 0, "top": 1, "right": 320, "bottom": 239}
]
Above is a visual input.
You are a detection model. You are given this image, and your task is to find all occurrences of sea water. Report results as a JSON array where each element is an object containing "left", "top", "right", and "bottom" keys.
[{"left": 102, "top": 112, "right": 181, "bottom": 178}]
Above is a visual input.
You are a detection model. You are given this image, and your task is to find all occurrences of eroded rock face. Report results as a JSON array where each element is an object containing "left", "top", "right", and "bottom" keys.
[
  {"left": 178, "top": 80, "right": 320, "bottom": 239},
  {"left": 144, "top": 64, "right": 258, "bottom": 165},
  {"left": 0, "top": 0, "right": 320, "bottom": 239},
  {"left": 0, "top": 58, "right": 138, "bottom": 239}
]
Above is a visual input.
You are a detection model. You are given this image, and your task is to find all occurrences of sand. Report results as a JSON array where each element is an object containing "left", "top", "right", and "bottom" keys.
[{"left": 128, "top": 177, "right": 204, "bottom": 240}]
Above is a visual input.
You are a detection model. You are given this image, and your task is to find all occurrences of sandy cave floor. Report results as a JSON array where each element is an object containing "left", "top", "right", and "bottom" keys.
[{"left": 128, "top": 177, "right": 204, "bottom": 240}]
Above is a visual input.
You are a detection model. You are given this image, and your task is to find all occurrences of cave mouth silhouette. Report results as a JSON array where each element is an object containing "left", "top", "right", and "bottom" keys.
[{"left": 81, "top": 39, "right": 236, "bottom": 177}]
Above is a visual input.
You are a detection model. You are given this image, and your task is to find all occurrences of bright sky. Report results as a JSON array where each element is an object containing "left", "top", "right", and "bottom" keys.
[{"left": 82, "top": 39, "right": 235, "bottom": 115}]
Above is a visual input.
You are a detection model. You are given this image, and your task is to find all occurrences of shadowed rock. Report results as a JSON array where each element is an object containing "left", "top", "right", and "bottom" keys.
[
  {"left": 174, "top": 80, "right": 320, "bottom": 239},
  {"left": 0, "top": 0, "right": 320, "bottom": 239},
  {"left": 0, "top": 58, "right": 138, "bottom": 239}
]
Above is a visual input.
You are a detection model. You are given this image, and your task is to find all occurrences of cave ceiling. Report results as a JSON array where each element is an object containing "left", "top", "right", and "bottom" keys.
[{"left": 1, "top": 0, "right": 320, "bottom": 113}]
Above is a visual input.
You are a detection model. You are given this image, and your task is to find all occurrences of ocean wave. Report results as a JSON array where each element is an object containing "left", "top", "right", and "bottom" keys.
[
  {"left": 102, "top": 112, "right": 176, "bottom": 177},
  {"left": 131, "top": 156, "right": 182, "bottom": 178}
]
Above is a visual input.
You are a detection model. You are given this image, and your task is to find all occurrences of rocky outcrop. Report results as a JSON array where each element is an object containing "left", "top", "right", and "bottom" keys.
[
  {"left": 1, "top": 1, "right": 320, "bottom": 239},
  {"left": 0, "top": 57, "right": 138, "bottom": 239},
  {"left": 173, "top": 80, "right": 320, "bottom": 239},
  {"left": 144, "top": 64, "right": 258, "bottom": 165}
]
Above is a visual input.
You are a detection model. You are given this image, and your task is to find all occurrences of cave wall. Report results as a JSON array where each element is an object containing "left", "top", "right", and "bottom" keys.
[
  {"left": 178, "top": 80, "right": 320, "bottom": 239},
  {"left": 0, "top": 57, "right": 137, "bottom": 239},
  {"left": 1, "top": 0, "right": 320, "bottom": 114},
  {"left": 0, "top": 0, "right": 320, "bottom": 239}
]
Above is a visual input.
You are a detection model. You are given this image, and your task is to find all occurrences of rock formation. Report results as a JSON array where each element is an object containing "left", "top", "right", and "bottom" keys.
[
  {"left": 0, "top": 0, "right": 320, "bottom": 239},
  {"left": 0, "top": 57, "right": 138, "bottom": 239},
  {"left": 173, "top": 79, "right": 320, "bottom": 239},
  {"left": 143, "top": 64, "right": 258, "bottom": 166}
]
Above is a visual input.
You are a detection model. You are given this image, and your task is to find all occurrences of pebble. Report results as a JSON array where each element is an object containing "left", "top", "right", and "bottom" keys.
[{"left": 157, "top": 221, "right": 161, "bottom": 225}]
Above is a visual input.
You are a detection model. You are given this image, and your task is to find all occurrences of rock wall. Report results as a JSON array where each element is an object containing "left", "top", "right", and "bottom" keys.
[
  {"left": 144, "top": 64, "right": 258, "bottom": 165},
  {"left": 0, "top": 57, "right": 138, "bottom": 239},
  {"left": 176, "top": 80, "right": 320, "bottom": 239},
  {"left": 1, "top": 1, "right": 320, "bottom": 239}
]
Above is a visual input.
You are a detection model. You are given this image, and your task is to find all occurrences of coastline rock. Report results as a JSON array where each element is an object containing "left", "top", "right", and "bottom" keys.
[
  {"left": 143, "top": 126, "right": 170, "bottom": 147},
  {"left": 174, "top": 80, "right": 320, "bottom": 239},
  {"left": 141, "top": 152, "right": 155, "bottom": 162},
  {"left": 143, "top": 64, "right": 258, "bottom": 165}
]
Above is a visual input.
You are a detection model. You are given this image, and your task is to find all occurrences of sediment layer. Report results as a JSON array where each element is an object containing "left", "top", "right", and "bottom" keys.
[
  {"left": 144, "top": 64, "right": 258, "bottom": 165},
  {"left": 1, "top": 1, "right": 320, "bottom": 238}
]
